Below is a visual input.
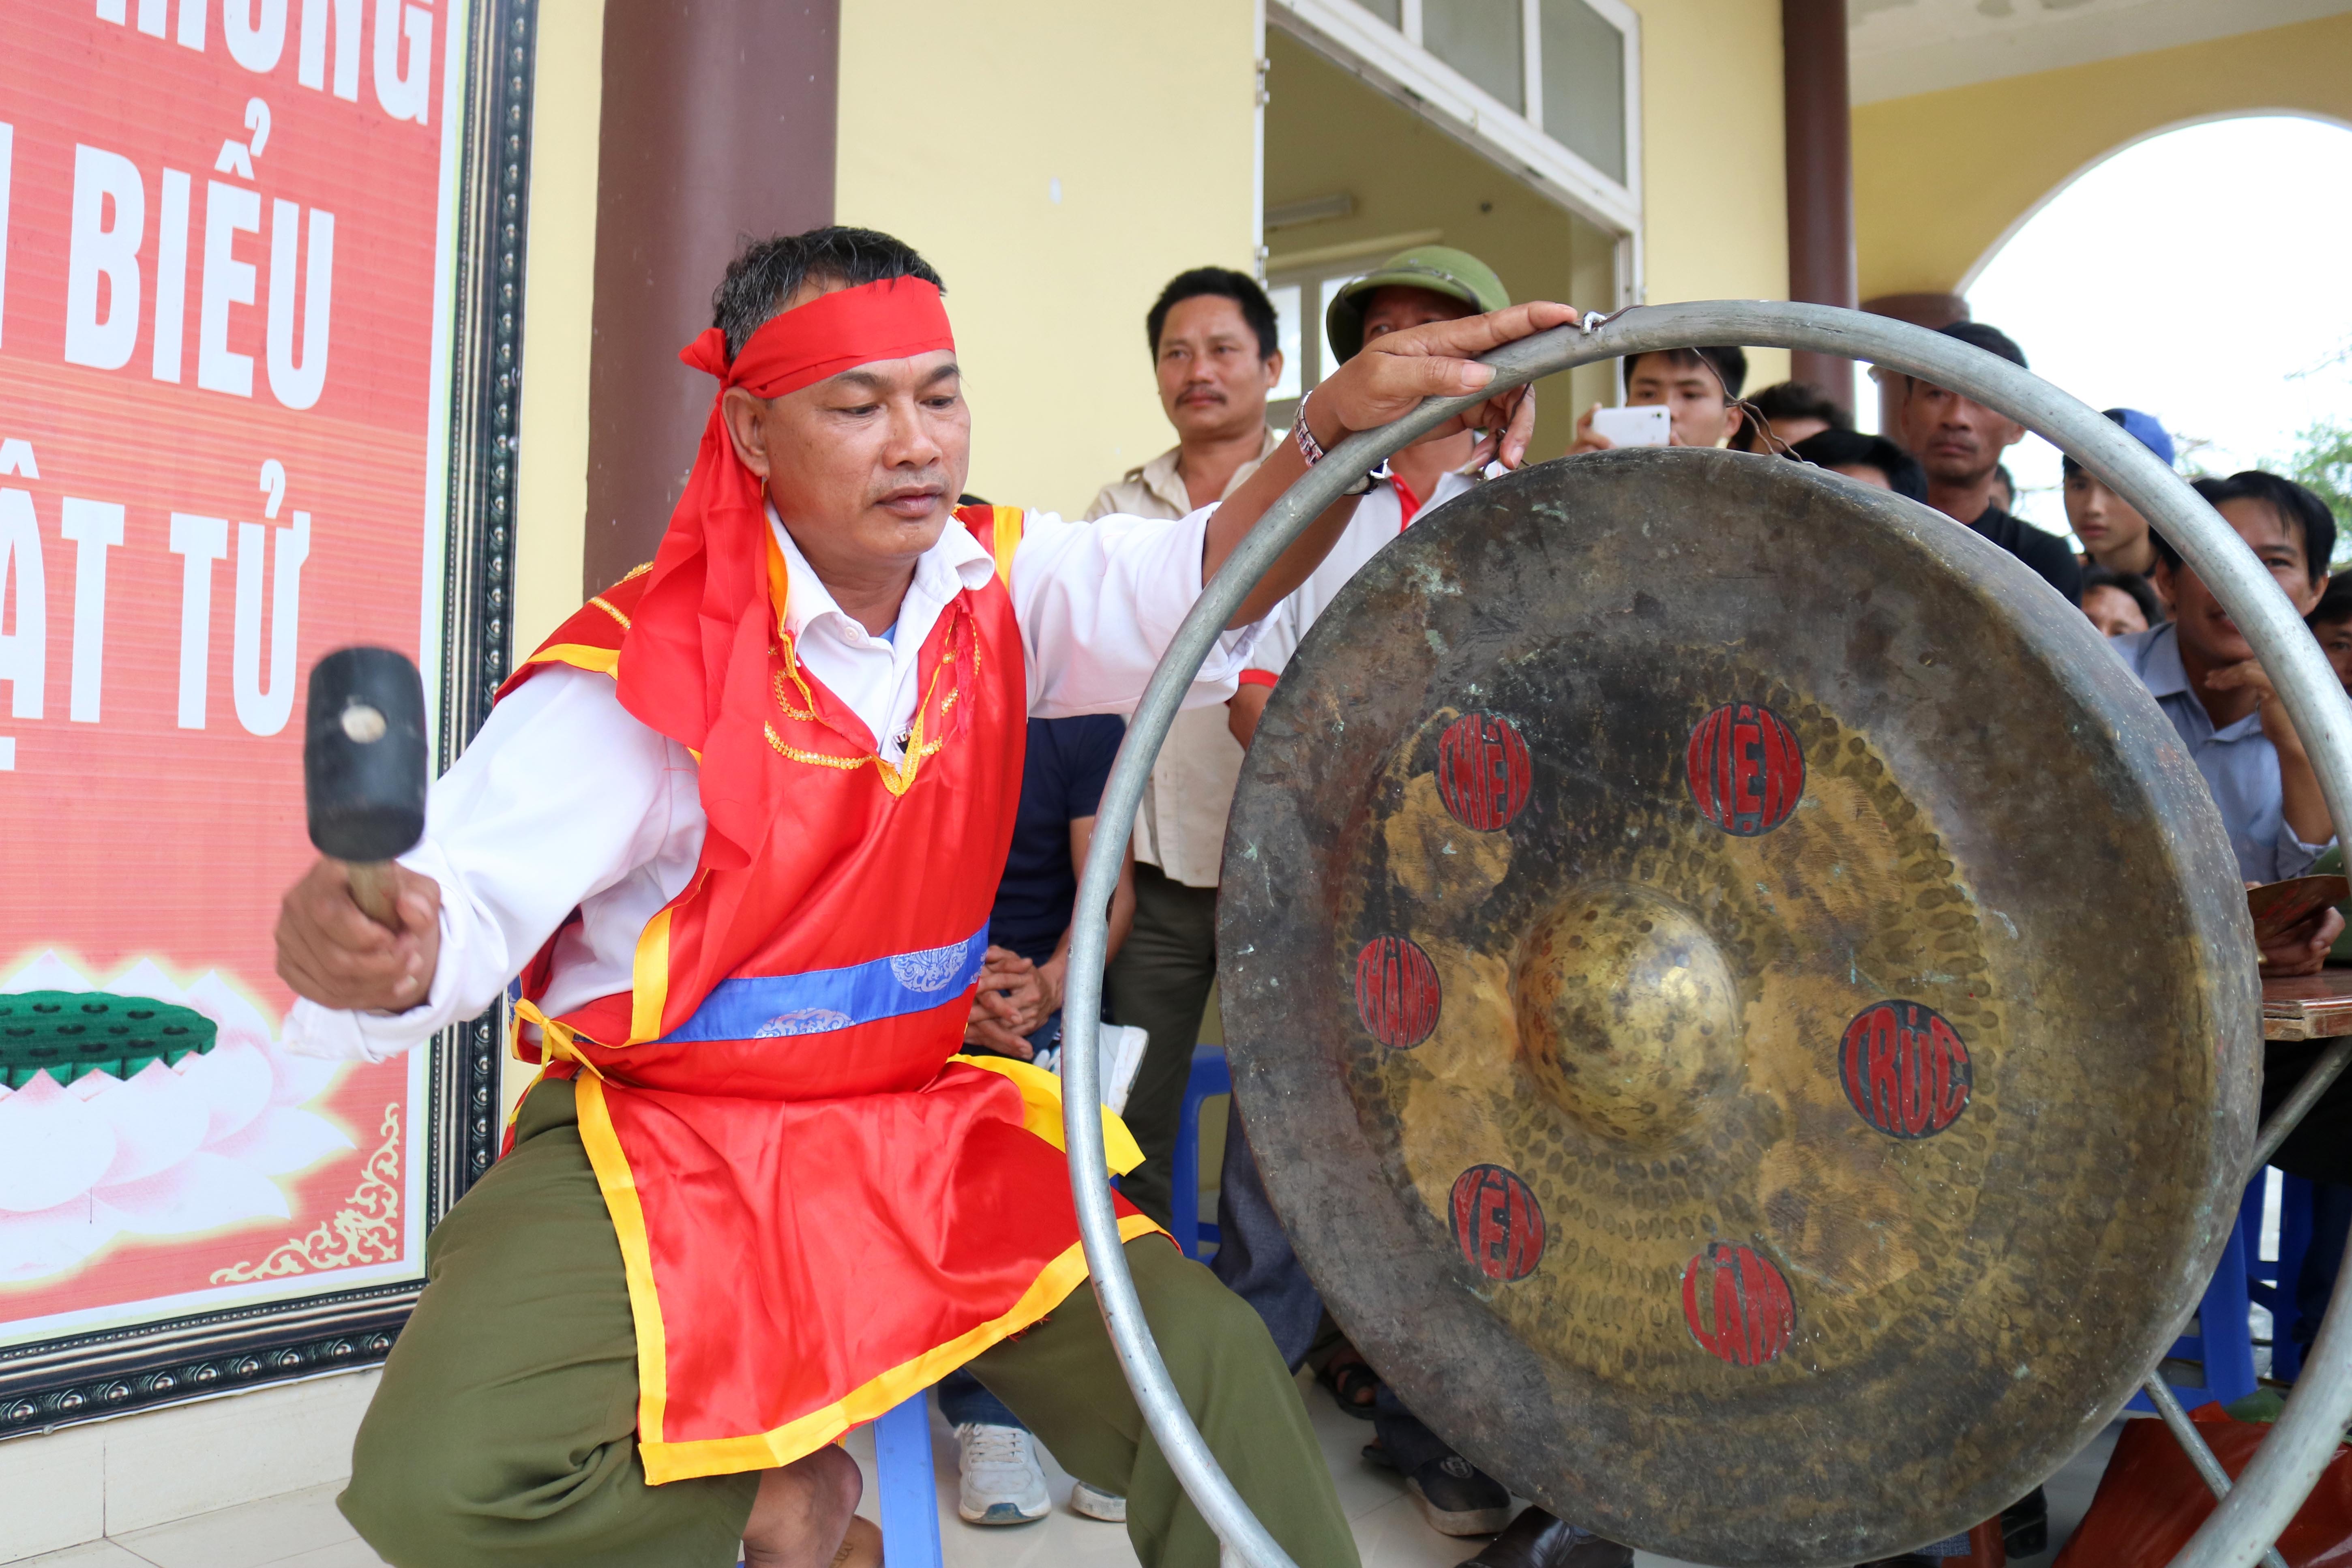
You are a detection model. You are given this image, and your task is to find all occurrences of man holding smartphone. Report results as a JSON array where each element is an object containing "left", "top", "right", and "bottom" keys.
[{"left": 1568, "top": 345, "right": 1750, "bottom": 452}]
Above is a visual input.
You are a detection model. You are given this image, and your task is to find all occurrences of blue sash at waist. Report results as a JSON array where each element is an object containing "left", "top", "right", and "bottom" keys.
[{"left": 656, "top": 927, "right": 990, "bottom": 1043}]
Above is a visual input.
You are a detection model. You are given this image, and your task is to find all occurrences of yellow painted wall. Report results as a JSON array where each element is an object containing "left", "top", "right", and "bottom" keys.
[
  {"left": 512, "top": 5, "right": 603, "bottom": 657},
  {"left": 836, "top": 1, "right": 1261, "bottom": 518},
  {"left": 1855, "top": 12, "right": 2352, "bottom": 300},
  {"left": 516, "top": 0, "right": 1799, "bottom": 624},
  {"left": 1622, "top": 0, "right": 1792, "bottom": 392}
]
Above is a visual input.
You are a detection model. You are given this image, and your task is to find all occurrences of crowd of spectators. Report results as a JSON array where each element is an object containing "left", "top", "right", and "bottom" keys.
[{"left": 946, "top": 261, "right": 2350, "bottom": 1568}]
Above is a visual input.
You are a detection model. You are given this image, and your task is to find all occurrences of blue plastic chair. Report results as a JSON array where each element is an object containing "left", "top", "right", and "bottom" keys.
[
  {"left": 2248, "top": 1169, "right": 2319, "bottom": 1382},
  {"left": 873, "top": 1392, "right": 945, "bottom": 1565},
  {"left": 1171, "top": 1045, "right": 1230, "bottom": 1261},
  {"left": 2127, "top": 1178, "right": 2263, "bottom": 1414},
  {"left": 739, "top": 1391, "right": 942, "bottom": 1568}
]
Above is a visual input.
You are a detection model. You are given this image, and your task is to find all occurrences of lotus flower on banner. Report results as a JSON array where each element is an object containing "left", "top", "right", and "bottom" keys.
[{"left": 0, "top": 953, "right": 352, "bottom": 1284}]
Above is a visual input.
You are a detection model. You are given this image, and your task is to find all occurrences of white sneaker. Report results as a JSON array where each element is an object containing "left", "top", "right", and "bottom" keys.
[
  {"left": 955, "top": 1422, "right": 1051, "bottom": 1525},
  {"left": 1070, "top": 1480, "right": 1128, "bottom": 1522}
]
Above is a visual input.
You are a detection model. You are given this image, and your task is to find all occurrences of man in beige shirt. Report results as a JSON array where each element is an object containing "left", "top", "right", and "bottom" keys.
[{"left": 1083, "top": 265, "right": 1286, "bottom": 1225}]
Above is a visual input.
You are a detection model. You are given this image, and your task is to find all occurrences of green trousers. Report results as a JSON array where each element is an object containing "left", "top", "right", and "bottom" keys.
[
  {"left": 1108, "top": 862, "right": 1223, "bottom": 1227},
  {"left": 341, "top": 1078, "right": 1358, "bottom": 1568}
]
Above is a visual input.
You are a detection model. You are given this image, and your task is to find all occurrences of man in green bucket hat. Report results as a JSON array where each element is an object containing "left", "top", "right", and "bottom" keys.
[
  {"left": 1230, "top": 243, "right": 1516, "bottom": 749},
  {"left": 1321, "top": 244, "right": 1512, "bottom": 365}
]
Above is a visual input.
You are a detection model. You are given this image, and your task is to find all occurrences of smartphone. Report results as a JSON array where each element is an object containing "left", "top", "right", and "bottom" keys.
[{"left": 1591, "top": 403, "right": 1672, "bottom": 448}]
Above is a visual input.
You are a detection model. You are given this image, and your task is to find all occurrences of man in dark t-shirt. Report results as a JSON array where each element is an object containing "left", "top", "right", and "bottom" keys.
[
  {"left": 948, "top": 712, "right": 1138, "bottom": 1528},
  {"left": 1894, "top": 321, "right": 2083, "bottom": 605},
  {"left": 962, "top": 713, "right": 1135, "bottom": 1058}
]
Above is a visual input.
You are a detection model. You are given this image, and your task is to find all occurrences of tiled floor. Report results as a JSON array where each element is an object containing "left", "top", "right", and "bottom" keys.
[
  {"left": 12, "top": 1377, "right": 2126, "bottom": 1568},
  {"left": 11, "top": 1480, "right": 380, "bottom": 1568}
]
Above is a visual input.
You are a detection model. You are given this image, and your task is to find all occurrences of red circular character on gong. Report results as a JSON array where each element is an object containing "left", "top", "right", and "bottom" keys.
[
  {"left": 1436, "top": 712, "right": 1532, "bottom": 830},
  {"left": 1449, "top": 1165, "right": 1545, "bottom": 1281},
  {"left": 1839, "top": 1000, "right": 1973, "bottom": 1139},
  {"left": 1354, "top": 935, "right": 1441, "bottom": 1049},
  {"left": 1681, "top": 1241, "right": 1795, "bottom": 1366},
  {"left": 1686, "top": 701, "right": 1803, "bottom": 836}
]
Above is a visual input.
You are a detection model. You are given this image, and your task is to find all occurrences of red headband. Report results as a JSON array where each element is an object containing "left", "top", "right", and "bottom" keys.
[
  {"left": 607, "top": 274, "right": 956, "bottom": 870},
  {"left": 680, "top": 276, "right": 956, "bottom": 397}
]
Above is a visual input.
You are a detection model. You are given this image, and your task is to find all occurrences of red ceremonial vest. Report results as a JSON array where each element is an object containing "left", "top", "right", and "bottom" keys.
[{"left": 495, "top": 505, "right": 1158, "bottom": 1482}]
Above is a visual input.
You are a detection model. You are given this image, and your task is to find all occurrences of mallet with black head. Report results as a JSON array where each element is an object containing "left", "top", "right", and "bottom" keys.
[{"left": 304, "top": 647, "right": 428, "bottom": 928}]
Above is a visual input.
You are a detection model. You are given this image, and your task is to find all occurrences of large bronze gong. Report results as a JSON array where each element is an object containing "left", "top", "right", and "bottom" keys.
[{"left": 1217, "top": 448, "right": 2260, "bottom": 1567}]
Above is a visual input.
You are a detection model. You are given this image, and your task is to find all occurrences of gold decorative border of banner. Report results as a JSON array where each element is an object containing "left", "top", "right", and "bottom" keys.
[{"left": 209, "top": 1104, "right": 403, "bottom": 1285}]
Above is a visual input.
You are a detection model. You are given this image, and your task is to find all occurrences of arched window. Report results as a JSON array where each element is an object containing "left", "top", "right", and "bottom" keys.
[{"left": 1961, "top": 115, "right": 2352, "bottom": 546}]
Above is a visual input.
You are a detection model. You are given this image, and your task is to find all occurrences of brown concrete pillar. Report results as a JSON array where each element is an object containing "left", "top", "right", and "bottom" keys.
[
  {"left": 1782, "top": 0, "right": 1856, "bottom": 409},
  {"left": 1861, "top": 292, "right": 1970, "bottom": 443},
  {"left": 583, "top": 0, "right": 840, "bottom": 592},
  {"left": 1859, "top": 293, "right": 1969, "bottom": 330}
]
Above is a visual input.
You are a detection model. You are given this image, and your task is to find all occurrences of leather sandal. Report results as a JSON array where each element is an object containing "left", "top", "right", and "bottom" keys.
[
  {"left": 830, "top": 1515, "right": 881, "bottom": 1568},
  {"left": 1321, "top": 1346, "right": 1381, "bottom": 1419}
]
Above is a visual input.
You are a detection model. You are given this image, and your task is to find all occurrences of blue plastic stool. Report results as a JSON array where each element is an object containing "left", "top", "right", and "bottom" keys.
[
  {"left": 740, "top": 1391, "right": 941, "bottom": 1568},
  {"left": 2128, "top": 1179, "right": 2262, "bottom": 1414},
  {"left": 2248, "top": 1169, "right": 2319, "bottom": 1382},
  {"left": 1171, "top": 1046, "right": 1230, "bottom": 1261},
  {"left": 873, "top": 1391, "right": 945, "bottom": 1565}
]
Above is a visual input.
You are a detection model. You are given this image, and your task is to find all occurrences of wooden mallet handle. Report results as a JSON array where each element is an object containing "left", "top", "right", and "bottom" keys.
[{"left": 345, "top": 860, "right": 402, "bottom": 929}]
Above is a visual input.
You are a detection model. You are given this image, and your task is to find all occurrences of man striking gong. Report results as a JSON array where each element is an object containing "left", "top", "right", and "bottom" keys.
[{"left": 272, "top": 225, "right": 1569, "bottom": 1568}]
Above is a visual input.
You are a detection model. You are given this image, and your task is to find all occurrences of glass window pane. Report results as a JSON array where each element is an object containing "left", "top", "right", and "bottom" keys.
[
  {"left": 1348, "top": 0, "right": 1402, "bottom": 23},
  {"left": 1319, "top": 275, "right": 1355, "bottom": 382},
  {"left": 1541, "top": 0, "right": 1625, "bottom": 183},
  {"left": 1269, "top": 283, "right": 1304, "bottom": 403},
  {"left": 1424, "top": 0, "right": 1523, "bottom": 113}
]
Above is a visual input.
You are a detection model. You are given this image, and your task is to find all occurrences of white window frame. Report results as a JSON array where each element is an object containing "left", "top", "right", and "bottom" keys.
[
  {"left": 1262, "top": 258, "right": 1392, "bottom": 430},
  {"left": 1272, "top": 0, "right": 1643, "bottom": 304}
]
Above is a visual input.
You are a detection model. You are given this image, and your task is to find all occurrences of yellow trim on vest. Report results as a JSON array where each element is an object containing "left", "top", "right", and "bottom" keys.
[
  {"left": 628, "top": 907, "right": 675, "bottom": 1045},
  {"left": 573, "top": 1074, "right": 674, "bottom": 1450},
  {"left": 765, "top": 526, "right": 795, "bottom": 638},
  {"left": 988, "top": 506, "right": 1022, "bottom": 588},
  {"left": 510, "top": 998, "right": 608, "bottom": 1080},
  {"left": 523, "top": 643, "right": 620, "bottom": 678},
  {"left": 637, "top": 1212, "right": 1165, "bottom": 1484},
  {"left": 948, "top": 1053, "right": 1145, "bottom": 1174}
]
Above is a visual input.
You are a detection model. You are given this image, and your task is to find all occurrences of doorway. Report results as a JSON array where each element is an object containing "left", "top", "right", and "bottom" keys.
[{"left": 1262, "top": 28, "right": 1622, "bottom": 461}]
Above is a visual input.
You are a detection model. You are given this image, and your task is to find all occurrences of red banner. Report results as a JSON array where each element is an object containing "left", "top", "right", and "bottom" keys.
[{"left": 0, "top": 0, "right": 454, "bottom": 1334}]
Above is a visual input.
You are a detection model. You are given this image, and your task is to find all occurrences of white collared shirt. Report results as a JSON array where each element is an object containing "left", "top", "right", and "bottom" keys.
[
  {"left": 1243, "top": 465, "right": 1480, "bottom": 683},
  {"left": 1083, "top": 428, "right": 1284, "bottom": 888},
  {"left": 287, "top": 506, "right": 1256, "bottom": 1062},
  {"left": 2110, "top": 621, "right": 2332, "bottom": 882}
]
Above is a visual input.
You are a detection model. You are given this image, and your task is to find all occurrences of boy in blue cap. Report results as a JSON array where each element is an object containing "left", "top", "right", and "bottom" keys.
[{"left": 2064, "top": 407, "right": 2175, "bottom": 581}]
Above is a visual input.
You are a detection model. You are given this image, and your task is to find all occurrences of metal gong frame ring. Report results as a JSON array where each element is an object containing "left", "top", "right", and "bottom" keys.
[{"left": 1055, "top": 300, "right": 2352, "bottom": 1568}]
